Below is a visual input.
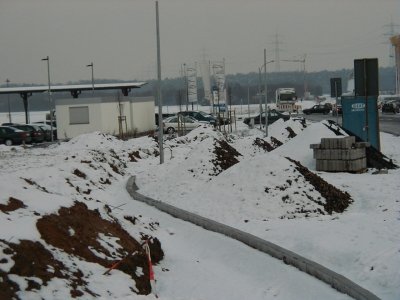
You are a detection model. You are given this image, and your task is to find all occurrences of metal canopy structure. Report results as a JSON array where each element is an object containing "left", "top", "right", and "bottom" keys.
[{"left": 0, "top": 82, "right": 147, "bottom": 124}]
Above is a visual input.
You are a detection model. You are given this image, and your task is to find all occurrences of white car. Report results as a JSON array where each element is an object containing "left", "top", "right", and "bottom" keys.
[{"left": 163, "top": 115, "right": 201, "bottom": 134}]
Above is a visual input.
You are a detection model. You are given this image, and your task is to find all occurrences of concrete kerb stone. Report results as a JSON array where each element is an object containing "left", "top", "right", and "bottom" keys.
[{"left": 126, "top": 176, "right": 380, "bottom": 300}]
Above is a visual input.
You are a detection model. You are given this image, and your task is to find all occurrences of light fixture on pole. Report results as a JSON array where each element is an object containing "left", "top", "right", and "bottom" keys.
[
  {"left": 86, "top": 62, "right": 94, "bottom": 94},
  {"left": 6, "top": 79, "right": 11, "bottom": 123},
  {"left": 41, "top": 56, "right": 54, "bottom": 142},
  {"left": 259, "top": 50, "right": 274, "bottom": 137}
]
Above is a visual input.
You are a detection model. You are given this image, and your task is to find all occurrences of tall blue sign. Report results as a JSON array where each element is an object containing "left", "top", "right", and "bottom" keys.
[{"left": 342, "top": 96, "right": 380, "bottom": 150}]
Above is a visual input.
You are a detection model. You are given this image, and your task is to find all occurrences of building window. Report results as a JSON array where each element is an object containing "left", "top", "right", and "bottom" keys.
[{"left": 69, "top": 106, "right": 89, "bottom": 124}]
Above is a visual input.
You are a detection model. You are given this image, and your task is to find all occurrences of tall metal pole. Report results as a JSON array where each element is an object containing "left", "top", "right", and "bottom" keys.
[
  {"left": 6, "top": 79, "right": 11, "bottom": 123},
  {"left": 86, "top": 62, "right": 94, "bottom": 94},
  {"left": 264, "top": 48, "right": 268, "bottom": 137},
  {"left": 258, "top": 67, "right": 262, "bottom": 129},
  {"left": 156, "top": 1, "right": 164, "bottom": 164},
  {"left": 335, "top": 80, "right": 339, "bottom": 125},
  {"left": 184, "top": 63, "right": 188, "bottom": 111},
  {"left": 247, "top": 81, "right": 250, "bottom": 118},
  {"left": 42, "top": 56, "right": 53, "bottom": 142}
]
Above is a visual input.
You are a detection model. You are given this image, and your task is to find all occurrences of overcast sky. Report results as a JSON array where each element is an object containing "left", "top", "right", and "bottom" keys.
[{"left": 0, "top": 0, "right": 398, "bottom": 85}]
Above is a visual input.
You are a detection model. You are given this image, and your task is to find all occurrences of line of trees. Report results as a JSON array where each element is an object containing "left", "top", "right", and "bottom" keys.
[{"left": 0, "top": 67, "right": 396, "bottom": 112}]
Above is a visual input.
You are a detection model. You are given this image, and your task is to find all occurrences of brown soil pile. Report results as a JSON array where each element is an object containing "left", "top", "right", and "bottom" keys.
[
  {"left": 253, "top": 137, "right": 274, "bottom": 152},
  {"left": 0, "top": 197, "right": 26, "bottom": 214},
  {"left": 270, "top": 137, "right": 283, "bottom": 148},
  {"left": 128, "top": 150, "right": 141, "bottom": 162},
  {"left": 253, "top": 136, "right": 283, "bottom": 152},
  {"left": 286, "top": 127, "right": 297, "bottom": 138},
  {"left": 212, "top": 139, "right": 242, "bottom": 175},
  {"left": 0, "top": 239, "right": 95, "bottom": 298},
  {"left": 286, "top": 157, "right": 352, "bottom": 214},
  {"left": 0, "top": 201, "right": 164, "bottom": 298},
  {"left": 35, "top": 201, "right": 164, "bottom": 295}
]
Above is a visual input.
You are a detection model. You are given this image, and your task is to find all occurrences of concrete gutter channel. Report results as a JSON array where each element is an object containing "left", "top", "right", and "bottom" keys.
[{"left": 126, "top": 176, "right": 380, "bottom": 300}]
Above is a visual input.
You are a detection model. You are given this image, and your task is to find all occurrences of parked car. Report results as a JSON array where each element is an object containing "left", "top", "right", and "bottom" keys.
[
  {"left": 163, "top": 115, "right": 202, "bottom": 134},
  {"left": 178, "top": 111, "right": 218, "bottom": 125},
  {"left": 243, "top": 109, "right": 290, "bottom": 126},
  {"left": 180, "top": 110, "right": 231, "bottom": 125},
  {"left": 34, "top": 123, "right": 57, "bottom": 141},
  {"left": 33, "top": 120, "right": 57, "bottom": 128},
  {"left": 0, "top": 126, "right": 31, "bottom": 146},
  {"left": 303, "top": 104, "right": 331, "bottom": 115},
  {"left": 154, "top": 113, "right": 176, "bottom": 126},
  {"left": 382, "top": 100, "right": 400, "bottom": 114},
  {"left": 332, "top": 104, "right": 342, "bottom": 116},
  {"left": 11, "top": 124, "right": 45, "bottom": 143}
]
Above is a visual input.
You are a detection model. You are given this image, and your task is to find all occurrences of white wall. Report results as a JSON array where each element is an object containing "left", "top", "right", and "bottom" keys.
[
  {"left": 100, "top": 100, "right": 131, "bottom": 136},
  {"left": 56, "top": 101, "right": 103, "bottom": 139},
  {"left": 130, "top": 98, "right": 155, "bottom": 133},
  {"left": 55, "top": 96, "right": 155, "bottom": 139}
]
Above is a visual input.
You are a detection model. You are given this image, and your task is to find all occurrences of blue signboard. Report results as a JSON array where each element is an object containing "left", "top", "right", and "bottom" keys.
[{"left": 342, "top": 96, "right": 380, "bottom": 150}]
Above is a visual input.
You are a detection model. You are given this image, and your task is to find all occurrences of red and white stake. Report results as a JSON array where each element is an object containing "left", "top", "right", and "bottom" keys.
[{"left": 143, "top": 241, "right": 158, "bottom": 298}]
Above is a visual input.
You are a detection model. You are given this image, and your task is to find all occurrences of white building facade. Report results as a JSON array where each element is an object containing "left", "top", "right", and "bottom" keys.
[{"left": 55, "top": 96, "right": 155, "bottom": 139}]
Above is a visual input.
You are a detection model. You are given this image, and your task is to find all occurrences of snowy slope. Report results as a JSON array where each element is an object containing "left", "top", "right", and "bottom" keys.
[{"left": 0, "top": 116, "right": 399, "bottom": 299}]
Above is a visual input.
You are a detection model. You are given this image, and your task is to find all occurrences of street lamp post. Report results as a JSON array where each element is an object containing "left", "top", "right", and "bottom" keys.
[
  {"left": 6, "top": 79, "right": 11, "bottom": 123},
  {"left": 41, "top": 56, "right": 54, "bottom": 142},
  {"left": 259, "top": 48, "right": 275, "bottom": 137},
  {"left": 259, "top": 49, "right": 274, "bottom": 137},
  {"left": 86, "top": 62, "right": 94, "bottom": 94},
  {"left": 156, "top": 1, "right": 164, "bottom": 164}
]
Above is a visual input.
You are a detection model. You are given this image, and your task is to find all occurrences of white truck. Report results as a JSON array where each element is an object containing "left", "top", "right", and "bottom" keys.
[{"left": 275, "top": 88, "right": 298, "bottom": 112}]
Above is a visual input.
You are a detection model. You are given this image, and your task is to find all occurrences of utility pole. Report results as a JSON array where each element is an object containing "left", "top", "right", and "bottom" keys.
[
  {"left": 86, "top": 62, "right": 94, "bottom": 94},
  {"left": 258, "top": 67, "right": 262, "bottom": 129},
  {"left": 41, "top": 56, "right": 53, "bottom": 142},
  {"left": 183, "top": 63, "right": 188, "bottom": 111},
  {"left": 6, "top": 79, "right": 11, "bottom": 123},
  {"left": 155, "top": 1, "right": 164, "bottom": 164},
  {"left": 264, "top": 48, "right": 268, "bottom": 137},
  {"left": 247, "top": 81, "right": 250, "bottom": 119}
]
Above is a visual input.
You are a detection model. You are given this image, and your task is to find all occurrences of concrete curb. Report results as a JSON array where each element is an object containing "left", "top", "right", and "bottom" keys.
[{"left": 126, "top": 176, "right": 380, "bottom": 300}]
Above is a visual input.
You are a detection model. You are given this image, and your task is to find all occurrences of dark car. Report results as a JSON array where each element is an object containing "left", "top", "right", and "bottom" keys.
[
  {"left": 178, "top": 111, "right": 218, "bottom": 125},
  {"left": 303, "top": 104, "right": 331, "bottom": 115},
  {"left": 0, "top": 126, "right": 31, "bottom": 146},
  {"left": 33, "top": 120, "right": 57, "bottom": 128},
  {"left": 382, "top": 100, "right": 400, "bottom": 114},
  {"left": 180, "top": 110, "right": 230, "bottom": 125},
  {"left": 11, "top": 124, "right": 45, "bottom": 143},
  {"left": 243, "top": 109, "right": 290, "bottom": 126},
  {"left": 35, "top": 123, "right": 57, "bottom": 141},
  {"left": 332, "top": 104, "right": 342, "bottom": 116}
]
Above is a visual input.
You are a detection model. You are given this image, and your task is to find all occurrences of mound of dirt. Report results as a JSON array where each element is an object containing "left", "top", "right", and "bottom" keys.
[
  {"left": 253, "top": 137, "right": 274, "bottom": 152},
  {"left": 212, "top": 139, "right": 242, "bottom": 175},
  {"left": 286, "top": 157, "right": 352, "bottom": 214},
  {"left": 0, "top": 201, "right": 164, "bottom": 298},
  {"left": 0, "top": 239, "right": 94, "bottom": 298},
  {"left": 253, "top": 136, "right": 283, "bottom": 152}
]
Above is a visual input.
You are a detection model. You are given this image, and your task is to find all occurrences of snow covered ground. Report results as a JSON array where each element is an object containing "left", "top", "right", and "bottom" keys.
[{"left": 0, "top": 110, "right": 399, "bottom": 299}]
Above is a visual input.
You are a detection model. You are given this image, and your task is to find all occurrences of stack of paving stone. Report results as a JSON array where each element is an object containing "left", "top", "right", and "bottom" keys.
[{"left": 310, "top": 136, "right": 369, "bottom": 172}]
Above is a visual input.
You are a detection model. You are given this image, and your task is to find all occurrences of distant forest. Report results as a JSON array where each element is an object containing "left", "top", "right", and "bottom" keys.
[{"left": 0, "top": 67, "right": 396, "bottom": 112}]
